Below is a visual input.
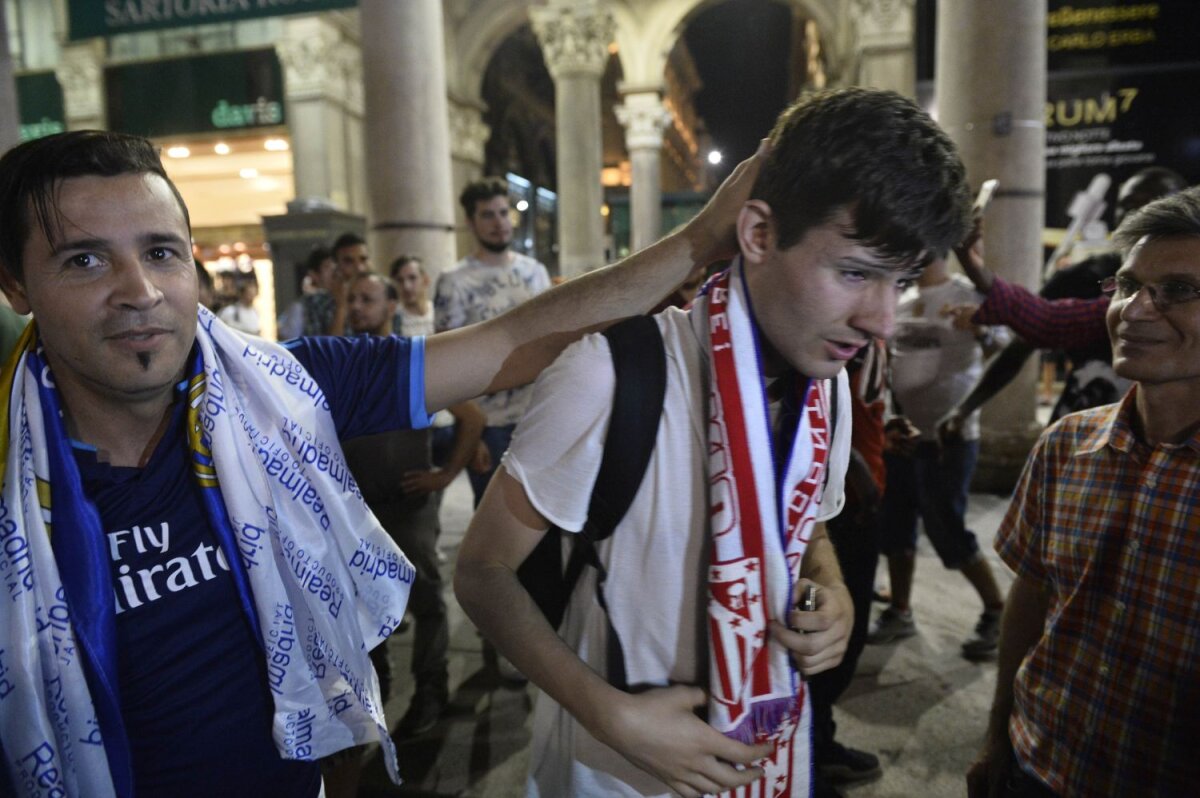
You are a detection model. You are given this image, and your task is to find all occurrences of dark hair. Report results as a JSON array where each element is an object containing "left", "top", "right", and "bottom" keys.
[
  {"left": 0, "top": 130, "right": 191, "bottom": 282},
  {"left": 1113, "top": 186, "right": 1200, "bottom": 255},
  {"left": 751, "top": 87, "right": 970, "bottom": 265},
  {"left": 304, "top": 245, "right": 333, "bottom": 274},
  {"left": 389, "top": 254, "right": 424, "bottom": 279},
  {"left": 354, "top": 271, "right": 399, "bottom": 302},
  {"left": 332, "top": 232, "right": 365, "bottom": 258},
  {"left": 1126, "top": 166, "right": 1187, "bottom": 197},
  {"left": 459, "top": 177, "right": 509, "bottom": 218},
  {"left": 196, "top": 263, "right": 214, "bottom": 292}
]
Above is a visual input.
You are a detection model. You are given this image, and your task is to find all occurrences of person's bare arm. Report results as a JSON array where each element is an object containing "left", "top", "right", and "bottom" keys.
[
  {"left": 326, "top": 271, "right": 349, "bottom": 336},
  {"left": 401, "top": 400, "right": 485, "bottom": 495},
  {"left": 768, "top": 521, "right": 853, "bottom": 675},
  {"left": 966, "top": 574, "right": 1050, "bottom": 798},
  {"left": 937, "top": 338, "right": 1035, "bottom": 444},
  {"left": 424, "top": 143, "right": 766, "bottom": 413},
  {"left": 454, "top": 468, "right": 771, "bottom": 797},
  {"left": 954, "top": 226, "right": 995, "bottom": 294}
]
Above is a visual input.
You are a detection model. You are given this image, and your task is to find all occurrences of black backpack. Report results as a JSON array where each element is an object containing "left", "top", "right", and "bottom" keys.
[{"left": 516, "top": 314, "right": 666, "bottom": 691}]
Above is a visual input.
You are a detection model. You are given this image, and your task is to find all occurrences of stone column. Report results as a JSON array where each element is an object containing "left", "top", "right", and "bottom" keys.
[
  {"left": 277, "top": 16, "right": 359, "bottom": 212},
  {"left": 937, "top": 0, "right": 1046, "bottom": 490},
  {"left": 0, "top": 4, "right": 19, "bottom": 152},
  {"left": 532, "top": 1, "right": 614, "bottom": 278},
  {"left": 56, "top": 40, "right": 105, "bottom": 131},
  {"left": 615, "top": 88, "right": 671, "bottom": 252},
  {"left": 359, "top": 0, "right": 457, "bottom": 279},
  {"left": 449, "top": 98, "right": 491, "bottom": 260},
  {"left": 850, "top": 0, "right": 916, "bottom": 96}
]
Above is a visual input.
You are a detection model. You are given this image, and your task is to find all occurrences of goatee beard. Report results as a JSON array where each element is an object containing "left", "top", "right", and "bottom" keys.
[{"left": 480, "top": 239, "right": 510, "bottom": 254}]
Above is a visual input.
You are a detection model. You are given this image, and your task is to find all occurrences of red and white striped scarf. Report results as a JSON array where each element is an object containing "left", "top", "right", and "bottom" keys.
[{"left": 704, "top": 262, "right": 831, "bottom": 797}]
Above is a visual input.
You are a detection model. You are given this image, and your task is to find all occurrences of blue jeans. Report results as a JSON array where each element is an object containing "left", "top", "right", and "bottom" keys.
[
  {"left": 468, "top": 424, "right": 516, "bottom": 508},
  {"left": 880, "top": 439, "right": 981, "bottom": 569}
]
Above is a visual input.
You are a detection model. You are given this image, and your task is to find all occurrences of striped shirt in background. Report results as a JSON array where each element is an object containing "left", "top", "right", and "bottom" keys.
[{"left": 996, "top": 387, "right": 1200, "bottom": 796}]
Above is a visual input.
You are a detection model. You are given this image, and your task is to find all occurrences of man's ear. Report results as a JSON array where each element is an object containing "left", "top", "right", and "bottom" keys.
[
  {"left": 0, "top": 267, "right": 30, "bottom": 315},
  {"left": 736, "top": 199, "right": 776, "bottom": 265}
]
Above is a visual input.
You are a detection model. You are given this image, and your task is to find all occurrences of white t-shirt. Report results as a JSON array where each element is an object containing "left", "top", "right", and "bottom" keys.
[
  {"left": 395, "top": 305, "right": 434, "bottom": 337},
  {"left": 218, "top": 303, "right": 261, "bottom": 336},
  {"left": 503, "top": 305, "right": 851, "bottom": 797},
  {"left": 434, "top": 252, "right": 551, "bottom": 426},
  {"left": 889, "top": 275, "right": 1010, "bottom": 441}
]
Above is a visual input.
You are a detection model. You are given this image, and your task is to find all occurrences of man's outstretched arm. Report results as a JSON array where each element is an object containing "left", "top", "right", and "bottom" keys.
[
  {"left": 454, "top": 468, "right": 771, "bottom": 798},
  {"left": 423, "top": 143, "right": 765, "bottom": 413},
  {"left": 971, "top": 276, "right": 1110, "bottom": 351}
]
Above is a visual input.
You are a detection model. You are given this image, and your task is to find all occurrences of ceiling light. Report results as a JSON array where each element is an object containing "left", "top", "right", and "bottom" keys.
[
  {"left": 239, "top": 167, "right": 259, "bottom": 179},
  {"left": 214, "top": 142, "right": 231, "bottom": 155},
  {"left": 264, "top": 138, "right": 289, "bottom": 152},
  {"left": 166, "top": 145, "right": 190, "bottom": 158},
  {"left": 707, "top": 150, "right": 722, "bottom": 165}
]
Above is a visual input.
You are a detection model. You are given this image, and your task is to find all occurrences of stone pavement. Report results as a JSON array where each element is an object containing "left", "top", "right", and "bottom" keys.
[{"left": 360, "top": 475, "right": 1017, "bottom": 797}]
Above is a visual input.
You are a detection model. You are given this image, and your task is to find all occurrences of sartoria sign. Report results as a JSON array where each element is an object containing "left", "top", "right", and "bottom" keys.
[{"left": 69, "top": 0, "right": 357, "bottom": 41}]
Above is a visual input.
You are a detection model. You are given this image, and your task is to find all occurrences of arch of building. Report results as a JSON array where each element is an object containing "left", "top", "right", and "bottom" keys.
[
  {"left": 450, "top": 0, "right": 845, "bottom": 101},
  {"left": 612, "top": 0, "right": 844, "bottom": 89}
]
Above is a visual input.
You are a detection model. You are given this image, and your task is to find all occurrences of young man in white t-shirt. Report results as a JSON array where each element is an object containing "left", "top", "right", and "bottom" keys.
[
  {"left": 455, "top": 88, "right": 972, "bottom": 798},
  {"left": 434, "top": 177, "right": 552, "bottom": 506}
]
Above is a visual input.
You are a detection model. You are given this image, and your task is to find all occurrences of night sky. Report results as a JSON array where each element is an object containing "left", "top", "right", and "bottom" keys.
[{"left": 684, "top": 0, "right": 794, "bottom": 181}]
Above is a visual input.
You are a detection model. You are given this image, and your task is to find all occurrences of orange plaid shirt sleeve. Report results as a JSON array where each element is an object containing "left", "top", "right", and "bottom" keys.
[{"left": 995, "top": 388, "right": 1200, "bottom": 796}]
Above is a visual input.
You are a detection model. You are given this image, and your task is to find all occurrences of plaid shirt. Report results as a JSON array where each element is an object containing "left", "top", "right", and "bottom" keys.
[
  {"left": 996, "top": 388, "right": 1200, "bottom": 796},
  {"left": 972, "top": 276, "right": 1109, "bottom": 350},
  {"left": 300, "top": 291, "right": 336, "bottom": 337}
]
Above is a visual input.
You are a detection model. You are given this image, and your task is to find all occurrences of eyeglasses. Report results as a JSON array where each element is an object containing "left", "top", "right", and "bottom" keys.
[{"left": 1099, "top": 275, "right": 1200, "bottom": 310}]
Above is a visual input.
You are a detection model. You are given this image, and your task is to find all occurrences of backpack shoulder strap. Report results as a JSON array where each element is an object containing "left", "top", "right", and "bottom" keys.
[
  {"left": 559, "top": 315, "right": 666, "bottom": 690},
  {"left": 524, "top": 316, "right": 668, "bottom": 635},
  {"left": 584, "top": 315, "right": 667, "bottom": 541}
]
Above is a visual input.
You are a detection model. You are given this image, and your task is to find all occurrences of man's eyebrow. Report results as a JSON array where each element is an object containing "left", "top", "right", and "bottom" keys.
[
  {"left": 837, "top": 256, "right": 922, "bottom": 277},
  {"left": 140, "top": 232, "right": 191, "bottom": 248},
  {"left": 1155, "top": 272, "right": 1200, "bottom": 283},
  {"left": 1115, "top": 268, "right": 1200, "bottom": 283},
  {"left": 48, "top": 237, "right": 109, "bottom": 257}
]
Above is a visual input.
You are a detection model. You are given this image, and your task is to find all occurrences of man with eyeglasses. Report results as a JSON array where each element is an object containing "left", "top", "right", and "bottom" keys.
[{"left": 968, "top": 186, "right": 1200, "bottom": 797}]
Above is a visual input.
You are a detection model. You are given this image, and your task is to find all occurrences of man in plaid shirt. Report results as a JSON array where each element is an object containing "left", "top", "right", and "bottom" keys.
[{"left": 969, "top": 188, "right": 1200, "bottom": 797}]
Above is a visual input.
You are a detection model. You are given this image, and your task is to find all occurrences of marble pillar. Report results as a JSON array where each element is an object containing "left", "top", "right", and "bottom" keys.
[
  {"left": 56, "top": 40, "right": 105, "bottom": 131},
  {"left": 449, "top": 98, "right": 491, "bottom": 261},
  {"left": 358, "top": 0, "right": 457, "bottom": 279},
  {"left": 0, "top": 7, "right": 16, "bottom": 152},
  {"left": 532, "top": 1, "right": 614, "bottom": 278},
  {"left": 850, "top": 0, "right": 916, "bottom": 97},
  {"left": 937, "top": 0, "right": 1047, "bottom": 490},
  {"left": 277, "top": 16, "right": 361, "bottom": 214},
  {"left": 615, "top": 89, "right": 671, "bottom": 252}
]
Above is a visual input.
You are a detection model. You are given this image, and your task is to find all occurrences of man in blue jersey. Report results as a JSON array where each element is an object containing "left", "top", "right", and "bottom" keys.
[{"left": 0, "top": 130, "right": 760, "bottom": 798}]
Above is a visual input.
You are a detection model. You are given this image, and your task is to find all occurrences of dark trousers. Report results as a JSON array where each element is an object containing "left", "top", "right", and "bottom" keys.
[
  {"left": 808, "top": 498, "right": 881, "bottom": 758},
  {"left": 369, "top": 496, "right": 449, "bottom": 700}
]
